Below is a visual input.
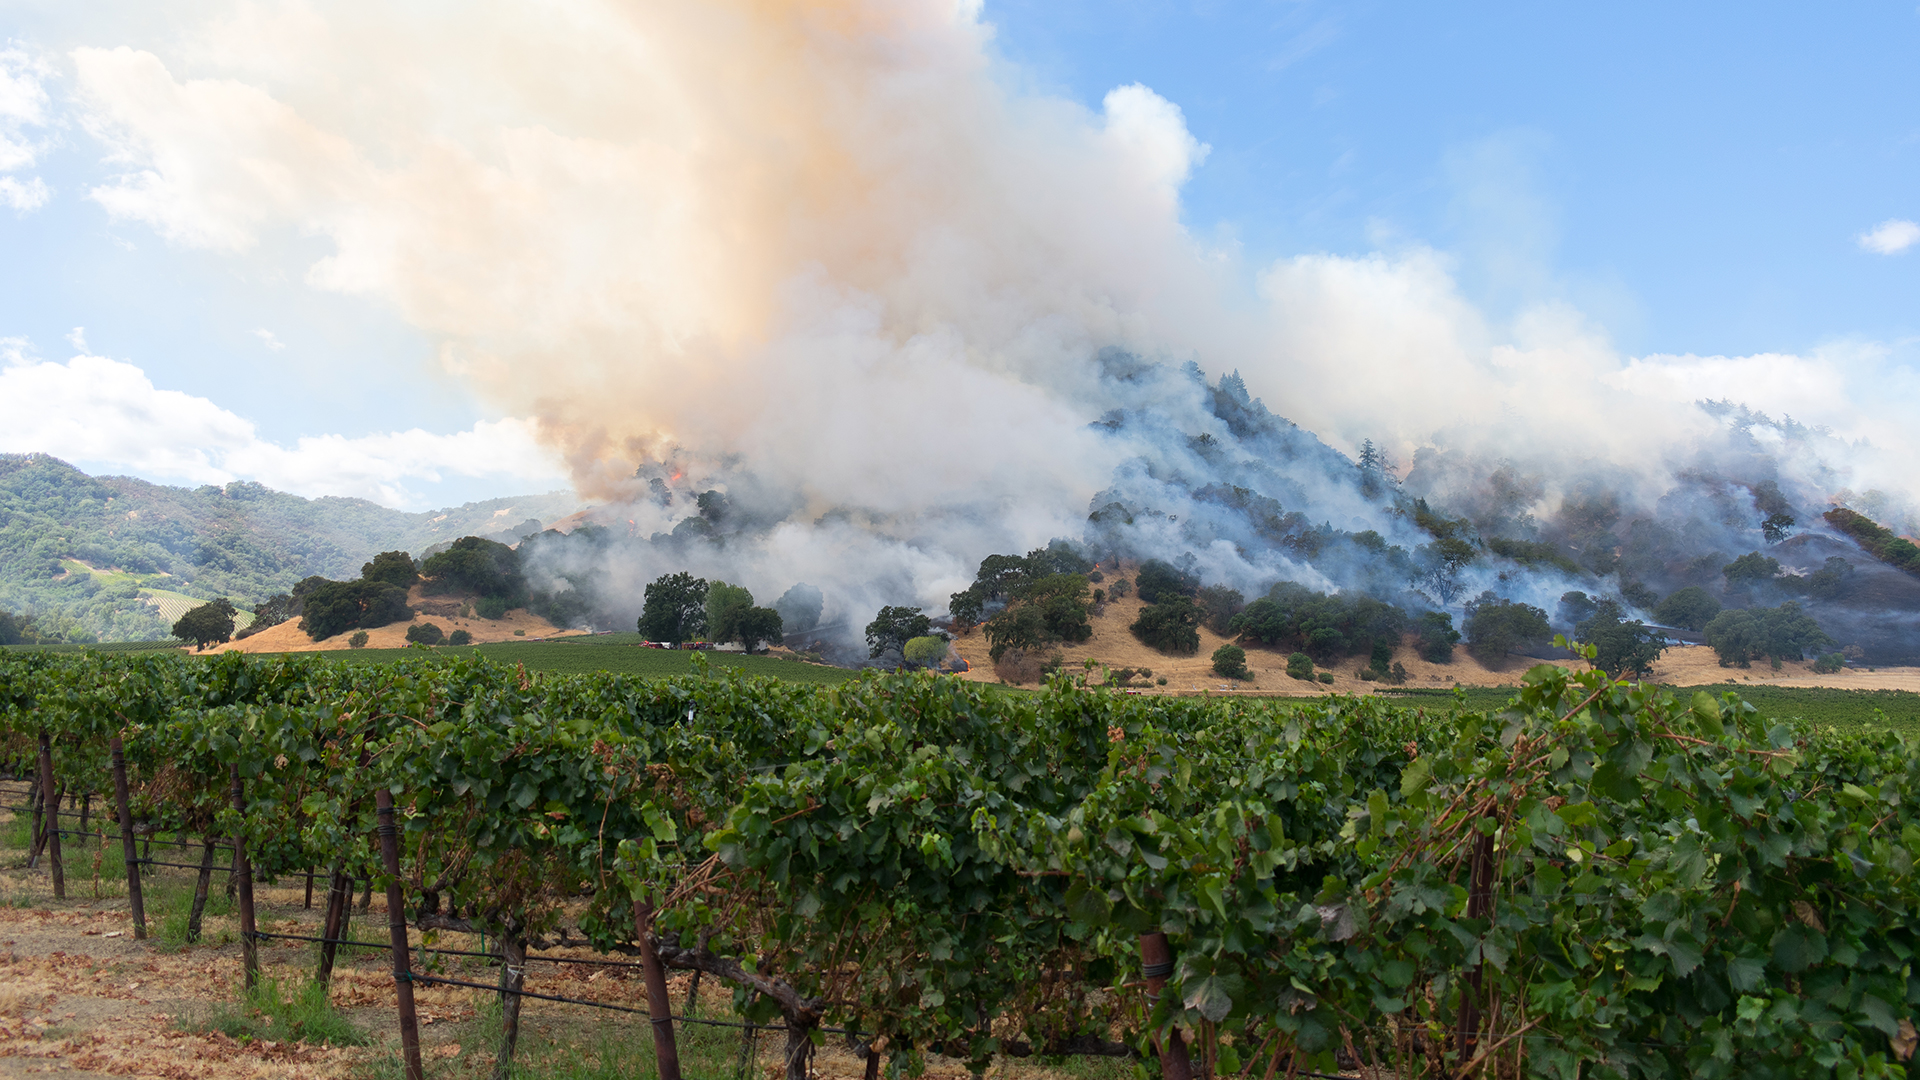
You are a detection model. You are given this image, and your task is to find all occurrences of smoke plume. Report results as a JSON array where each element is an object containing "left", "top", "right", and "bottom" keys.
[{"left": 32, "top": 0, "right": 1920, "bottom": 657}]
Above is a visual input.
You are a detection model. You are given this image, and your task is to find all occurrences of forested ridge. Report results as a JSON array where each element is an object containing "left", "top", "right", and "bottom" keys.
[{"left": 0, "top": 453, "right": 575, "bottom": 642}]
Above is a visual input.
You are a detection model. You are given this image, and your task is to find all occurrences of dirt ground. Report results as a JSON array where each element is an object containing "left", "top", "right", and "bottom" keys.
[
  {"left": 946, "top": 571, "right": 1920, "bottom": 696},
  {"left": 0, "top": 783, "right": 1115, "bottom": 1080}
]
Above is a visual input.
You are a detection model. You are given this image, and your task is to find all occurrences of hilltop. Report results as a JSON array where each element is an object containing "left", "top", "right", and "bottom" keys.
[{"left": 0, "top": 453, "right": 581, "bottom": 642}]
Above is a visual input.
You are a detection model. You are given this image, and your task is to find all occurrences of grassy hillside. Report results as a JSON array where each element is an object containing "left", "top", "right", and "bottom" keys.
[{"left": 0, "top": 453, "right": 581, "bottom": 641}]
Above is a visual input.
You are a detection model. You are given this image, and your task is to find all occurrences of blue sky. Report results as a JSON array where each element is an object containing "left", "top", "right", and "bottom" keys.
[
  {"left": 0, "top": 1, "right": 1914, "bottom": 509},
  {"left": 982, "top": 1, "right": 1920, "bottom": 355}
]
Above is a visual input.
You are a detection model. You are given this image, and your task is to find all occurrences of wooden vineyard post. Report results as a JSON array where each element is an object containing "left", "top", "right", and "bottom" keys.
[
  {"left": 25, "top": 780, "right": 43, "bottom": 865},
  {"left": 110, "top": 737, "right": 146, "bottom": 939},
  {"left": 1456, "top": 829, "right": 1497, "bottom": 1074},
  {"left": 374, "top": 788, "right": 425, "bottom": 1080},
  {"left": 633, "top": 897, "right": 684, "bottom": 1080},
  {"left": 316, "top": 863, "right": 350, "bottom": 988},
  {"left": 1138, "top": 932, "right": 1193, "bottom": 1080},
  {"left": 229, "top": 765, "right": 259, "bottom": 989},
  {"left": 494, "top": 929, "right": 528, "bottom": 1080},
  {"left": 187, "top": 838, "right": 217, "bottom": 943},
  {"left": 304, "top": 870, "right": 314, "bottom": 909},
  {"left": 37, "top": 730, "right": 64, "bottom": 899}
]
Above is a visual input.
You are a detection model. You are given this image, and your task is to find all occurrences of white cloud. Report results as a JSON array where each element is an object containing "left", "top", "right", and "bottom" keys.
[
  {"left": 1102, "top": 83, "right": 1211, "bottom": 194},
  {"left": 1858, "top": 218, "right": 1920, "bottom": 255},
  {"left": 253, "top": 328, "right": 285, "bottom": 350},
  {"left": 0, "top": 174, "right": 48, "bottom": 211},
  {"left": 0, "top": 45, "right": 52, "bottom": 212},
  {"left": 0, "top": 343, "right": 568, "bottom": 508}
]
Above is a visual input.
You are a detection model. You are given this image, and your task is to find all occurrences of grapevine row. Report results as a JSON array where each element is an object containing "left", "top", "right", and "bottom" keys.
[{"left": 3, "top": 650, "right": 1918, "bottom": 1079}]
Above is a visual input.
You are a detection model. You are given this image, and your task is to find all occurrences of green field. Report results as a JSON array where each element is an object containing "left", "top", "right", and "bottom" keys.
[
  {"left": 9, "top": 632, "right": 1920, "bottom": 726},
  {"left": 288, "top": 632, "right": 865, "bottom": 684},
  {"left": 1378, "top": 681, "right": 1920, "bottom": 733}
]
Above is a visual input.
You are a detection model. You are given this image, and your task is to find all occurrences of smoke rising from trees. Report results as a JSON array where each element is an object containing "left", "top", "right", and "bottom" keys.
[{"left": 25, "top": 0, "right": 1920, "bottom": 660}]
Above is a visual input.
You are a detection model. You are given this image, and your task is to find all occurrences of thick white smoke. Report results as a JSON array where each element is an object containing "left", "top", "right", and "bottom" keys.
[{"left": 21, "top": 0, "right": 1920, "bottom": 632}]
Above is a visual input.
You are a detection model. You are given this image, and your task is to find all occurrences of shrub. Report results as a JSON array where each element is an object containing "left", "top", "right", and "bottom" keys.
[
  {"left": 706, "top": 582, "right": 756, "bottom": 643},
  {"left": 1575, "top": 601, "right": 1666, "bottom": 679},
  {"left": 639, "top": 572, "right": 708, "bottom": 643},
  {"left": 447, "top": 629, "right": 472, "bottom": 646},
  {"left": 1211, "top": 644, "right": 1249, "bottom": 680},
  {"left": 1316, "top": 671, "right": 1334, "bottom": 684},
  {"left": 406, "top": 622, "right": 444, "bottom": 646},
  {"left": 1130, "top": 596, "right": 1202, "bottom": 655},
  {"left": 1654, "top": 586, "right": 1721, "bottom": 631},
  {"left": 737, "top": 607, "right": 784, "bottom": 652},
  {"left": 421, "top": 536, "right": 524, "bottom": 600},
  {"left": 1704, "top": 601, "right": 1833, "bottom": 668},
  {"left": 475, "top": 596, "right": 510, "bottom": 620},
  {"left": 299, "top": 580, "right": 412, "bottom": 641},
  {"left": 1135, "top": 559, "right": 1198, "bottom": 603},
  {"left": 1812, "top": 652, "right": 1845, "bottom": 674},
  {"left": 348, "top": 630, "right": 368, "bottom": 649},
  {"left": 1414, "top": 611, "right": 1460, "bottom": 663},
  {"left": 903, "top": 635, "right": 948, "bottom": 669},
  {"left": 867, "top": 606, "right": 933, "bottom": 660},
  {"left": 1196, "top": 585, "right": 1246, "bottom": 635},
  {"left": 1109, "top": 579, "right": 1132, "bottom": 599},
  {"left": 1229, "top": 582, "right": 1407, "bottom": 662},
  {"left": 361, "top": 550, "right": 419, "bottom": 590},
  {"left": 1462, "top": 592, "right": 1551, "bottom": 661},
  {"left": 172, "top": 599, "right": 238, "bottom": 650},
  {"left": 1155, "top": 676, "right": 1167, "bottom": 686},
  {"left": 1286, "top": 652, "right": 1314, "bottom": 681},
  {"left": 1723, "top": 551, "right": 1783, "bottom": 588}
]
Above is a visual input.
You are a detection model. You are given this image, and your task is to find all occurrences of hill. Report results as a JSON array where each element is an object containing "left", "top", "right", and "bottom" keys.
[
  {"left": 947, "top": 561, "right": 1920, "bottom": 695},
  {"left": 0, "top": 453, "right": 582, "bottom": 642}
]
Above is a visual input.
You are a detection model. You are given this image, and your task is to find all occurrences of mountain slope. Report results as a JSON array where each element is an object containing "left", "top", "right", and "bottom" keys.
[{"left": 0, "top": 453, "right": 582, "bottom": 641}]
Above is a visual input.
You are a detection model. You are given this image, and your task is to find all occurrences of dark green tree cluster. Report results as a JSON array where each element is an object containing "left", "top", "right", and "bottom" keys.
[
  {"left": 638, "top": 572, "right": 710, "bottom": 644},
  {"left": 1210, "top": 643, "right": 1250, "bottom": 680},
  {"left": 171, "top": 598, "right": 239, "bottom": 650},
  {"left": 299, "top": 579, "right": 413, "bottom": 641},
  {"left": 947, "top": 541, "right": 1094, "bottom": 624},
  {"left": 1409, "top": 499, "right": 1478, "bottom": 605},
  {"left": 421, "top": 536, "right": 525, "bottom": 607},
  {"left": 1133, "top": 558, "right": 1199, "bottom": 603},
  {"left": 361, "top": 550, "right": 420, "bottom": 590},
  {"left": 1130, "top": 594, "right": 1203, "bottom": 655},
  {"left": 1412, "top": 610, "right": 1460, "bottom": 662},
  {"left": 1653, "top": 586, "right": 1721, "bottom": 631},
  {"left": 1823, "top": 507, "right": 1920, "bottom": 577},
  {"left": 1227, "top": 581, "right": 1407, "bottom": 663},
  {"left": 1572, "top": 599, "right": 1666, "bottom": 679},
  {"left": 1461, "top": 591, "right": 1551, "bottom": 661},
  {"left": 866, "top": 606, "right": 933, "bottom": 660},
  {"left": 1194, "top": 584, "right": 1246, "bottom": 634},
  {"left": 0, "top": 608, "right": 60, "bottom": 646},
  {"left": 983, "top": 573, "right": 1095, "bottom": 661},
  {"left": 1704, "top": 601, "right": 1833, "bottom": 668},
  {"left": 705, "top": 581, "right": 785, "bottom": 652},
  {"left": 406, "top": 622, "right": 444, "bottom": 645}
]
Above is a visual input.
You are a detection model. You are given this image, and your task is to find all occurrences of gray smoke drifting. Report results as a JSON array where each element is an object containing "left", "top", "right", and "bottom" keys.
[{"left": 31, "top": 0, "right": 1920, "bottom": 660}]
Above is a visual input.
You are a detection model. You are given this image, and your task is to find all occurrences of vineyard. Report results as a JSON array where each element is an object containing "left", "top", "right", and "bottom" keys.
[{"left": 4, "top": 650, "right": 1920, "bottom": 1080}]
